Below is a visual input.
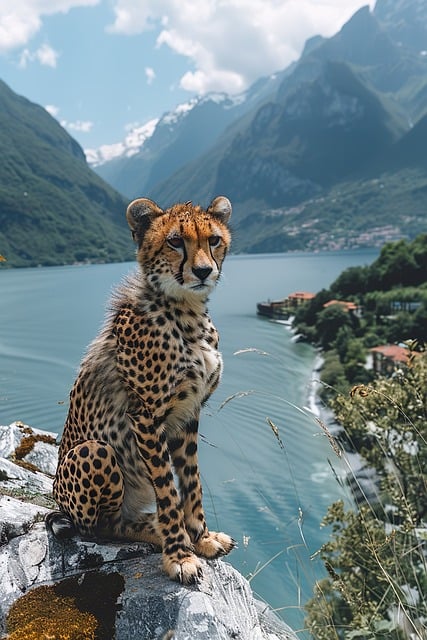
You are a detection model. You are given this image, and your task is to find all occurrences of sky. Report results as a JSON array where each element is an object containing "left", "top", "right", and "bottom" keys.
[{"left": 0, "top": 0, "right": 376, "bottom": 156}]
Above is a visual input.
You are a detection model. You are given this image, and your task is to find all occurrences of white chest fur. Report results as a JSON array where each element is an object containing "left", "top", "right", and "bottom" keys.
[{"left": 201, "top": 339, "right": 222, "bottom": 386}]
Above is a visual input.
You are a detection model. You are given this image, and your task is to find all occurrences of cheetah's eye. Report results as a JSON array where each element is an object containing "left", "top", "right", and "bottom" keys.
[
  {"left": 208, "top": 235, "right": 221, "bottom": 247},
  {"left": 167, "top": 236, "right": 184, "bottom": 249}
]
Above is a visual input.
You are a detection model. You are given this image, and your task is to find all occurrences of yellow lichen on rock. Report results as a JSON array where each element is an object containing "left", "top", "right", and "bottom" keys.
[
  {"left": 13, "top": 433, "right": 57, "bottom": 461},
  {"left": 6, "top": 585, "right": 98, "bottom": 640}
]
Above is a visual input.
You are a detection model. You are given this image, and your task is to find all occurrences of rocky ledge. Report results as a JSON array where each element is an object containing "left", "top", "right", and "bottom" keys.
[{"left": 0, "top": 422, "right": 297, "bottom": 640}]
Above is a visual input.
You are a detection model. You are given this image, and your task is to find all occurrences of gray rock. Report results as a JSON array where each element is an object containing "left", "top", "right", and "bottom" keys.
[
  {"left": 0, "top": 423, "right": 297, "bottom": 639},
  {"left": 0, "top": 495, "right": 50, "bottom": 542},
  {"left": 0, "top": 421, "right": 58, "bottom": 495}
]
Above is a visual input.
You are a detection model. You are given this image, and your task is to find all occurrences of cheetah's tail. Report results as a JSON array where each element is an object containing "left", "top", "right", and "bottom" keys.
[{"left": 45, "top": 510, "right": 77, "bottom": 539}]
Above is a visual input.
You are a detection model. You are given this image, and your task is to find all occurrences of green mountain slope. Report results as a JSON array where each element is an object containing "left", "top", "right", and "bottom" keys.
[
  {"left": 214, "top": 61, "right": 404, "bottom": 207},
  {"left": 232, "top": 167, "right": 427, "bottom": 254},
  {"left": 231, "top": 116, "right": 427, "bottom": 253},
  {"left": 0, "top": 80, "right": 133, "bottom": 267},
  {"left": 226, "top": 99, "right": 427, "bottom": 253}
]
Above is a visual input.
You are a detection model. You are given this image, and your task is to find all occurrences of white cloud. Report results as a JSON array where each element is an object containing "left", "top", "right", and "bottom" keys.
[
  {"left": 36, "top": 42, "right": 59, "bottom": 66},
  {"left": 145, "top": 66, "right": 156, "bottom": 84},
  {"left": 0, "top": 0, "right": 99, "bottom": 53},
  {"left": 61, "top": 119, "right": 94, "bottom": 133},
  {"left": 45, "top": 104, "right": 93, "bottom": 139},
  {"left": 19, "top": 43, "right": 59, "bottom": 68},
  {"left": 44, "top": 103, "right": 93, "bottom": 134},
  {"left": 45, "top": 104, "right": 60, "bottom": 117},
  {"left": 108, "top": 0, "right": 376, "bottom": 95}
]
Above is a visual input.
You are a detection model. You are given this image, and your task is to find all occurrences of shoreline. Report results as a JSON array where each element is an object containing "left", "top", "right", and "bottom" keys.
[
  {"left": 306, "top": 351, "right": 341, "bottom": 435},
  {"left": 305, "top": 350, "right": 381, "bottom": 505}
]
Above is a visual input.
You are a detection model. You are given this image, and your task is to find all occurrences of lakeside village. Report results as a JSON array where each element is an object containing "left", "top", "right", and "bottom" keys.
[
  {"left": 256, "top": 291, "right": 417, "bottom": 376},
  {"left": 255, "top": 234, "right": 427, "bottom": 638}
]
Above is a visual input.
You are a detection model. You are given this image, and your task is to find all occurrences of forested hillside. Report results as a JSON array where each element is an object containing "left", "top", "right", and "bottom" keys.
[{"left": 0, "top": 80, "right": 132, "bottom": 268}]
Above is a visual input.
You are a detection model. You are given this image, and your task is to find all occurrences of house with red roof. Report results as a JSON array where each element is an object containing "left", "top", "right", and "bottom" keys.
[
  {"left": 287, "top": 292, "right": 316, "bottom": 308},
  {"left": 323, "top": 299, "right": 363, "bottom": 317},
  {"left": 370, "top": 344, "right": 414, "bottom": 376}
]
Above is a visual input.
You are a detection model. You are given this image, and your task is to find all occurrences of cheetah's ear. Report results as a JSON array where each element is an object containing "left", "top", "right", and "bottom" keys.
[
  {"left": 207, "top": 196, "right": 232, "bottom": 224},
  {"left": 126, "top": 198, "right": 164, "bottom": 243}
]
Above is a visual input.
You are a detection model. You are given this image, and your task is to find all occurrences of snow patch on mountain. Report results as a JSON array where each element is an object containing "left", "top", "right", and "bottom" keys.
[
  {"left": 86, "top": 118, "right": 159, "bottom": 166},
  {"left": 86, "top": 90, "right": 249, "bottom": 167},
  {"left": 161, "top": 98, "right": 199, "bottom": 126}
]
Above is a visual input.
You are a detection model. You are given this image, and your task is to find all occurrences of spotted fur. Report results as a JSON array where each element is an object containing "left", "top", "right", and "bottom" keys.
[{"left": 52, "top": 196, "right": 235, "bottom": 583}]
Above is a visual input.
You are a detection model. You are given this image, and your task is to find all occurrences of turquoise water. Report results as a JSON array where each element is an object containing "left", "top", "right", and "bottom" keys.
[{"left": 0, "top": 250, "right": 377, "bottom": 635}]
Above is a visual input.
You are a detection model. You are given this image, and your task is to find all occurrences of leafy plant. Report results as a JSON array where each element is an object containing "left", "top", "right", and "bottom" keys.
[{"left": 305, "top": 354, "right": 427, "bottom": 639}]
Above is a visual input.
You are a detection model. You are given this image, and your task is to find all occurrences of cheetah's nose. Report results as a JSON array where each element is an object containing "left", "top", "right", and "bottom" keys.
[{"left": 192, "top": 266, "right": 213, "bottom": 281}]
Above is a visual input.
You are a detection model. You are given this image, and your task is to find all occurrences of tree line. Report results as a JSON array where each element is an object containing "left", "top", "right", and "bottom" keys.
[{"left": 293, "top": 234, "right": 427, "bottom": 400}]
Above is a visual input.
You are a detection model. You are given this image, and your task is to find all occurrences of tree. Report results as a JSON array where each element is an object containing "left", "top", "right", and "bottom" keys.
[
  {"left": 411, "top": 305, "right": 427, "bottom": 342},
  {"left": 368, "top": 238, "right": 425, "bottom": 290},
  {"left": 320, "top": 352, "right": 348, "bottom": 400},
  {"left": 330, "top": 265, "right": 369, "bottom": 297},
  {"left": 317, "top": 305, "right": 352, "bottom": 350},
  {"left": 334, "top": 326, "right": 354, "bottom": 362},
  {"left": 294, "top": 288, "right": 332, "bottom": 329}
]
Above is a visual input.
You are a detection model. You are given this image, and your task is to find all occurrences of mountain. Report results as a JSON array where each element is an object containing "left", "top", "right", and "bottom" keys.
[
  {"left": 229, "top": 114, "right": 427, "bottom": 254},
  {"left": 148, "top": 57, "right": 404, "bottom": 215},
  {"left": 93, "top": 72, "right": 288, "bottom": 199},
  {"left": 93, "top": 1, "right": 427, "bottom": 206},
  {"left": 374, "top": 0, "right": 427, "bottom": 54},
  {"left": 303, "top": 6, "right": 422, "bottom": 88},
  {"left": 0, "top": 80, "right": 133, "bottom": 268},
  {"left": 387, "top": 112, "right": 427, "bottom": 169},
  {"left": 142, "top": 1, "right": 427, "bottom": 250},
  {"left": 86, "top": 118, "right": 159, "bottom": 168},
  {"left": 93, "top": 0, "right": 427, "bottom": 216},
  {"left": 300, "top": 5, "right": 427, "bottom": 122},
  {"left": 213, "top": 60, "right": 404, "bottom": 207},
  {"left": 95, "top": 94, "right": 243, "bottom": 199}
]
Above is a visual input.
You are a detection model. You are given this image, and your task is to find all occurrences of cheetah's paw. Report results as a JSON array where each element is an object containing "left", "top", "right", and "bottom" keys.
[
  {"left": 194, "top": 530, "right": 236, "bottom": 559},
  {"left": 163, "top": 551, "right": 203, "bottom": 584}
]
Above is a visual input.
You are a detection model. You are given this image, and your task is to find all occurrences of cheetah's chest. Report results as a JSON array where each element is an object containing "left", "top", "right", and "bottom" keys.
[
  {"left": 158, "top": 316, "right": 222, "bottom": 431},
  {"left": 168, "top": 339, "right": 221, "bottom": 421}
]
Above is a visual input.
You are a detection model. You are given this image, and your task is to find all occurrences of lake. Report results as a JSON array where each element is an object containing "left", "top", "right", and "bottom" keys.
[{"left": 0, "top": 249, "right": 378, "bottom": 636}]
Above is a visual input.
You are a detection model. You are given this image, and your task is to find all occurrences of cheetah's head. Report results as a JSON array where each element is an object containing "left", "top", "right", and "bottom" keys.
[{"left": 126, "top": 196, "right": 232, "bottom": 301}]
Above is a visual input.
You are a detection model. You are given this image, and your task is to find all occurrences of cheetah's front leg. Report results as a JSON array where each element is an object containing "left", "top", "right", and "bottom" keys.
[
  {"left": 169, "top": 418, "right": 235, "bottom": 559},
  {"left": 128, "top": 414, "right": 203, "bottom": 584}
]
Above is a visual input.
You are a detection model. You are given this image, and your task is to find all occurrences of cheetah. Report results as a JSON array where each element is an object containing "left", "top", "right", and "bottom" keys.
[{"left": 49, "top": 196, "right": 235, "bottom": 584}]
